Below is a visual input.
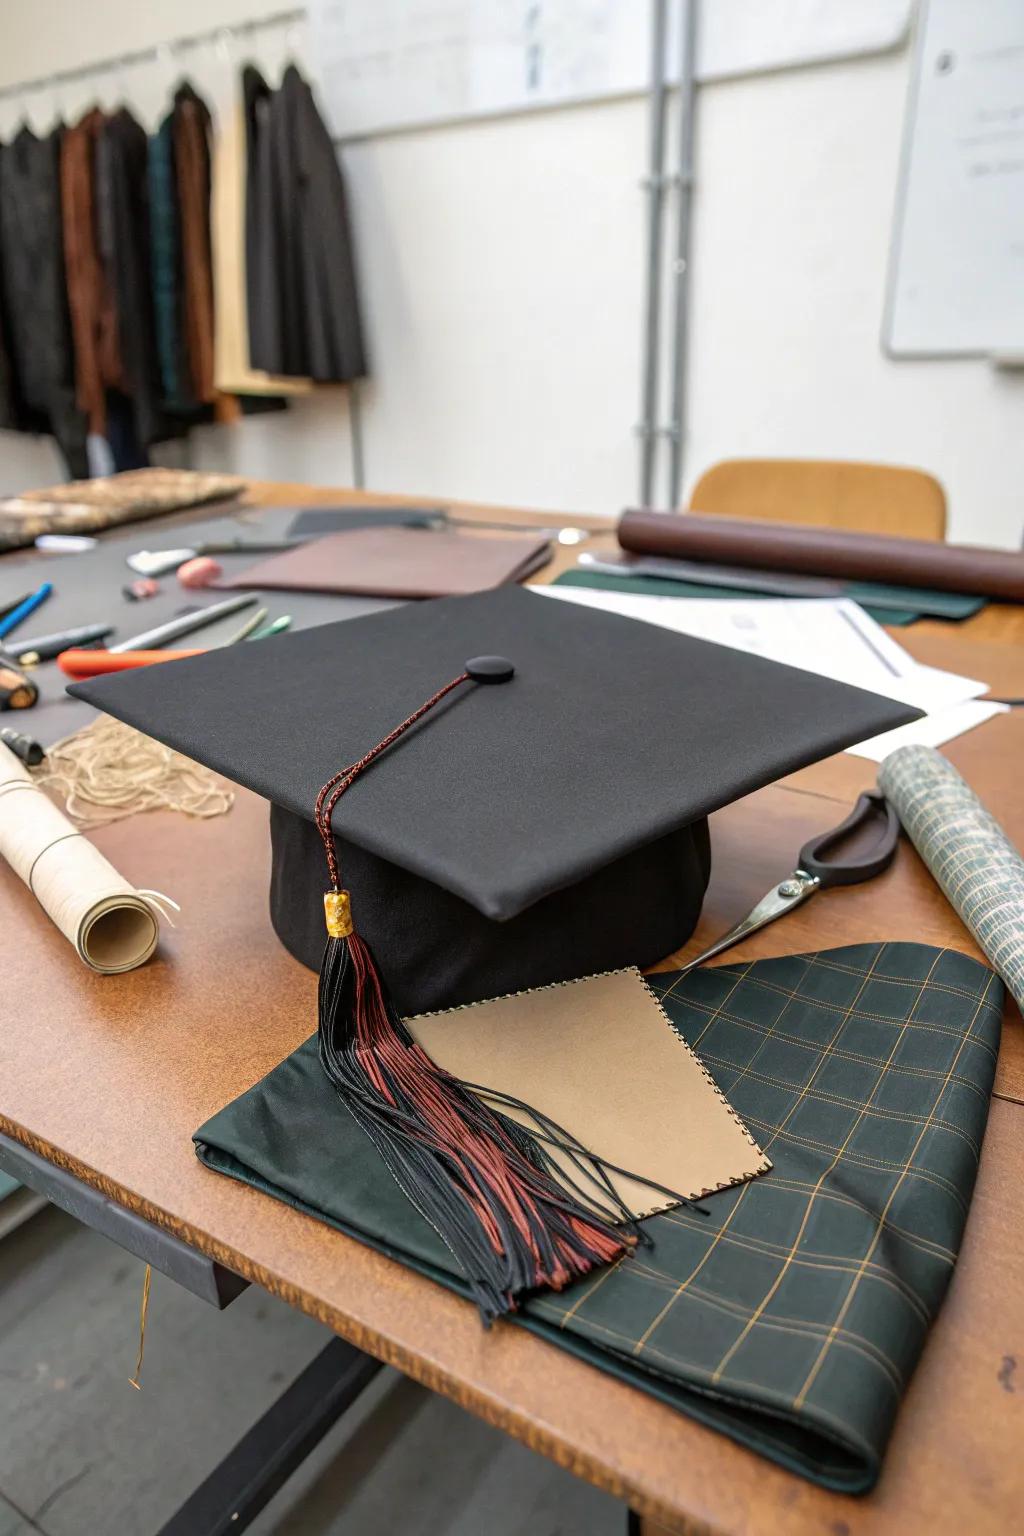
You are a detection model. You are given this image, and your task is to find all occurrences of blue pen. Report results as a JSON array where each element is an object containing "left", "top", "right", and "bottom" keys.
[{"left": 0, "top": 582, "right": 53, "bottom": 641}]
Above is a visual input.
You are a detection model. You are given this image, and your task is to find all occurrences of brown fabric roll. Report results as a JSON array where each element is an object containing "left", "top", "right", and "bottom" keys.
[
  {"left": 617, "top": 510, "right": 1024, "bottom": 601},
  {"left": 60, "top": 109, "right": 124, "bottom": 433}
]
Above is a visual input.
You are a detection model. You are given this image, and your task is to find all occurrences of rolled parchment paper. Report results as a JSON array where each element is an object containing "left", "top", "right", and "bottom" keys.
[
  {"left": 0, "top": 741, "right": 158, "bottom": 973},
  {"left": 879, "top": 745, "right": 1024, "bottom": 1011}
]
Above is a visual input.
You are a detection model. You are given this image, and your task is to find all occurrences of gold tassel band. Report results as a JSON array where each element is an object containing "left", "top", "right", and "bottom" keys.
[{"left": 324, "top": 889, "right": 353, "bottom": 938}]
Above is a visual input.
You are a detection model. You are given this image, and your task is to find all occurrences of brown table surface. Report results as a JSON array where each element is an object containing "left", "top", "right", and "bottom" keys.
[{"left": 2, "top": 482, "right": 1022, "bottom": 1536}]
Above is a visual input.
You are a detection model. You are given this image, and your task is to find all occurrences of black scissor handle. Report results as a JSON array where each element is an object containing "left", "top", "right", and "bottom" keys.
[{"left": 798, "top": 791, "right": 900, "bottom": 889}]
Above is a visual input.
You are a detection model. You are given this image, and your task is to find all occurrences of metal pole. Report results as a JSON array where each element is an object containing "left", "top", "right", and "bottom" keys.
[
  {"left": 668, "top": 0, "right": 698, "bottom": 508},
  {"left": 638, "top": 0, "right": 670, "bottom": 508}
]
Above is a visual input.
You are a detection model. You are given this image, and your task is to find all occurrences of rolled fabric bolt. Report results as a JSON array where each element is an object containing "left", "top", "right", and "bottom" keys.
[
  {"left": 178, "top": 555, "right": 223, "bottom": 590},
  {"left": 878, "top": 744, "right": 1024, "bottom": 1011},
  {"left": 58, "top": 648, "right": 204, "bottom": 681},
  {"left": 0, "top": 741, "right": 159, "bottom": 973}
]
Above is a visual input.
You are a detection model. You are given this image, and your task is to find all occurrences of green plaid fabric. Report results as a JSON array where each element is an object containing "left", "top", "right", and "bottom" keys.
[{"left": 195, "top": 941, "right": 1001, "bottom": 1492}]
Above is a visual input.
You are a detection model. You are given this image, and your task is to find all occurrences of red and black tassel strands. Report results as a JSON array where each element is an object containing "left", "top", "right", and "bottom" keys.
[{"left": 314, "top": 658, "right": 701, "bottom": 1325}]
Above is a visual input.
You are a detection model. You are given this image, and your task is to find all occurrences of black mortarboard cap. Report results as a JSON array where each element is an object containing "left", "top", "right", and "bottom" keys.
[
  {"left": 70, "top": 585, "right": 918, "bottom": 1013},
  {"left": 72, "top": 585, "right": 920, "bottom": 1320}
]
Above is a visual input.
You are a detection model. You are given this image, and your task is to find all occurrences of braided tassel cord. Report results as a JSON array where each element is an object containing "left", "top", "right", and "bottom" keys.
[{"left": 312, "top": 664, "right": 702, "bottom": 1324}]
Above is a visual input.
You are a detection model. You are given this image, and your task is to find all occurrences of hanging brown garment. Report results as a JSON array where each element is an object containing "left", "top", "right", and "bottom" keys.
[
  {"left": 60, "top": 109, "right": 125, "bottom": 435},
  {"left": 172, "top": 85, "right": 238, "bottom": 424}
]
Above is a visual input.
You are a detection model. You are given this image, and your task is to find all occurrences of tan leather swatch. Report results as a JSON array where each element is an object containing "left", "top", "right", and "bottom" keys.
[{"left": 408, "top": 968, "right": 770, "bottom": 1222}]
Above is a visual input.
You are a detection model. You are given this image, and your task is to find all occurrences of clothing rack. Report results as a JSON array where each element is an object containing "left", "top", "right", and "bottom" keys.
[
  {"left": 0, "top": 8, "right": 368, "bottom": 489},
  {"left": 0, "top": 8, "right": 305, "bottom": 102}
]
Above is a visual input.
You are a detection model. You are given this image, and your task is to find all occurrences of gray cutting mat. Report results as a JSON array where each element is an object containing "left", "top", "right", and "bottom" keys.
[{"left": 0, "top": 506, "right": 398, "bottom": 745}]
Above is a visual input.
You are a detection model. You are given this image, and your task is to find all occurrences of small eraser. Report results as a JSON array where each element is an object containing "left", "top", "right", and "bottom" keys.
[{"left": 178, "top": 556, "right": 224, "bottom": 590}]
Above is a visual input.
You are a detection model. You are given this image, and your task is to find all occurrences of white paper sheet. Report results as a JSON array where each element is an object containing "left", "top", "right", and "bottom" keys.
[
  {"left": 534, "top": 587, "right": 987, "bottom": 716},
  {"left": 845, "top": 700, "right": 1010, "bottom": 763}
]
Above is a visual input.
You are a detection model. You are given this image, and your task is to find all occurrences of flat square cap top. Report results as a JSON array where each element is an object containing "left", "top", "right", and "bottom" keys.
[{"left": 70, "top": 586, "right": 917, "bottom": 920}]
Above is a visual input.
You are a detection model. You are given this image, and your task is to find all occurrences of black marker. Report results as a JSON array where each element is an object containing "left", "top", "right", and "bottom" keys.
[{"left": 12, "top": 622, "right": 114, "bottom": 665}]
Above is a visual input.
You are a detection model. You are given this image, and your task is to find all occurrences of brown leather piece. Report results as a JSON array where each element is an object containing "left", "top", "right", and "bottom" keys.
[
  {"left": 619, "top": 509, "right": 1024, "bottom": 601},
  {"left": 216, "top": 526, "right": 552, "bottom": 598}
]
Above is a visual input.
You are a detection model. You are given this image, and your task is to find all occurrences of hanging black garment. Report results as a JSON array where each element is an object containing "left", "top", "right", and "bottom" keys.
[
  {"left": 243, "top": 66, "right": 284, "bottom": 378},
  {"left": 96, "top": 110, "right": 184, "bottom": 448},
  {"left": 148, "top": 113, "right": 194, "bottom": 412},
  {"left": 0, "top": 127, "right": 89, "bottom": 477},
  {"left": 245, "top": 64, "right": 367, "bottom": 382}
]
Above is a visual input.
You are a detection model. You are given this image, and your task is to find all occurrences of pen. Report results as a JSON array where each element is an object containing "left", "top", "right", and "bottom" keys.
[
  {"left": 58, "top": 648, "right": 205, "bottom": 680},
  {"left": 223, "top": 606, "right": 268, "bottom": 644},
  {"left": 247, "top": 615, "right": 292, "bottom": 640},
  {"left": 0, "top": 582, "right": 53, "bottom": 641},
  {"left": 108, "top": 594, "right": 258, "bottom": 652},
  {"left": 0, "top": 591, "right": 34, "bottom": 626},
  {"left": 12, "top": 622, "right": 114, "bottom": 665}
]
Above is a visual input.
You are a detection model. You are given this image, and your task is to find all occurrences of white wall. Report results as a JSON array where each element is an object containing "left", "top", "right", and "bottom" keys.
[{"left": 0, "top": 2, "right": 1020, "bottom": 544}]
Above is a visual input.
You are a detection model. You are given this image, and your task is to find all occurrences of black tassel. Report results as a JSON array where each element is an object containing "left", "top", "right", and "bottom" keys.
[
  {"left": 311, "top": 666, "right": 706, "bottom": 1325},
  {"left": 317, "top": 914, "right": 695, "bottom": 1324}
]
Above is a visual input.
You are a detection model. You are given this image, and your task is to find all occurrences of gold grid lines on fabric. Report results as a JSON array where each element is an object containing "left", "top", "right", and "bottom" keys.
[
  {"left": 631, "top": 946, "right": 890, "bottom": 1358},
  {"left": 696, "top": 1052, "right": 984, "bottom": 1158},
  {"left": 655, "top": 1206, "right": 932, "bottom": 1323},
  {"left": 736, "top": 1114, "right": 970, "bottom": 1211},
  {"left": 671, "top": 995, "right": 995, "bottom": 1094},
  {"left": 705, "top": 947, "right": 944, "bottom": 1386},
  {"left": 791, "top": 968, "right": 998, "bottom": 1410},
  {"left": 651, "top": 970, "right": 1000, "bottom": 1057}
]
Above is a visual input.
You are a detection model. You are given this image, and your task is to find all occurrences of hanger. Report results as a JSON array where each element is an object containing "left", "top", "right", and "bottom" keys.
[
  {"left": 50, "top": 76, "right": 66, "bottom": 131},
  {"left": 282, "top": 20, "right": 306, "bottom": 75}
]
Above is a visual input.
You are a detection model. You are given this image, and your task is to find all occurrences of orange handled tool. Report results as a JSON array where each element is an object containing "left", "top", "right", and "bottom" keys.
[{"left": 57, "top": 648, "right": 204, "bottom": 680}]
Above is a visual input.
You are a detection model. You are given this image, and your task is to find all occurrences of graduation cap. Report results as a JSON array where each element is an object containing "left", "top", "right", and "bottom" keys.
[{"left": 71, "top": 585, "right": 917, "bottom": 1319}]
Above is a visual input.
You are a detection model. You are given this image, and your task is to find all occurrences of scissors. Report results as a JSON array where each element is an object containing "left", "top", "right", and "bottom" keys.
[{"left": 678, "top": 790, "right": 900, "bottom": 976}]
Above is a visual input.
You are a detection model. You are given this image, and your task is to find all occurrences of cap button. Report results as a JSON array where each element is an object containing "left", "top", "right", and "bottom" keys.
[{"left": 466, "top": 655, "right": 515, "bottom": 683}]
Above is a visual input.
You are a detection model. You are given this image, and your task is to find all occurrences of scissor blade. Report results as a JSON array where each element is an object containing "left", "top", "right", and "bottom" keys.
[{"left": 678, "top": 870, "right": 820, "bottom": 975}]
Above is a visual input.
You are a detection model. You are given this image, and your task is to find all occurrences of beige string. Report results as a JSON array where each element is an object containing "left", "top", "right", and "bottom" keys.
[
  {"left": 33, "top": 715, "right": 233, "bottom": 827},
  {"left": 129, "top": 1265, "right": 152, "bottom": 1390}
]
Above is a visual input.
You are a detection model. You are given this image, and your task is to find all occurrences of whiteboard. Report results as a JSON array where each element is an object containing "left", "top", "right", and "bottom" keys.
[
  {"left": 308, "top": 0, "right": 914, "bottom": 142},
  {"left": 884, "top": 0, "right": 1024, "bottom": 357}
]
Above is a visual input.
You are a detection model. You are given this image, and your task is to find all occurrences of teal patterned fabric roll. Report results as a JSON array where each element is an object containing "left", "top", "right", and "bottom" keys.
[{"left": 879, "top": 745, "right": 1024, "bottom": 1011}]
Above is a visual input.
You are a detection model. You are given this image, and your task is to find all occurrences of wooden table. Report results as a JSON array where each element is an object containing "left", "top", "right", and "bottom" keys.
[{"left": 2, "top": 482, "right": 1022, "bottom": 1535}]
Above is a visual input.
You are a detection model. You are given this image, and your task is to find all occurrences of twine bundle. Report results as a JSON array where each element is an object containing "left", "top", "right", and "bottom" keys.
[
  {"left": 0, "top": 741, "right": 161, "bottom": 973},
  {"left": 33, "top": 715, "right": 233, "bottom": 827},
  {"left": 879, "top": 745, "right": 1024, "bottom": 1011}
]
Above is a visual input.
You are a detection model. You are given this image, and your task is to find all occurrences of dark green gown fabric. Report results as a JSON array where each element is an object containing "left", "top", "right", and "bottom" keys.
[
  {"left": 552, "top": 569, "right": 986, "bottom": 627},
  {"left": 195, "top": 942, "right": 1001, "bottom": 1492}
]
